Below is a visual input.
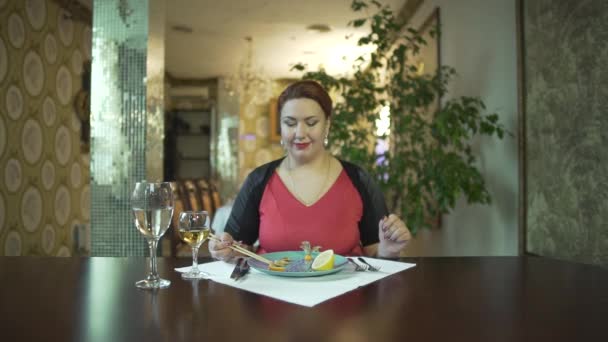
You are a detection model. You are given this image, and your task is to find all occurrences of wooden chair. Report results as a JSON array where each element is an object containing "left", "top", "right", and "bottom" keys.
[{"left": 195, "top": 179, "right": 214, "bottom": 217}]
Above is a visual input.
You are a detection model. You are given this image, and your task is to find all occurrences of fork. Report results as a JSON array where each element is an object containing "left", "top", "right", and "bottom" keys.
[
  {"left": 347, "top": 258, "right": 367, "bottom": 271},
  {"left": 357, "top": 257, "right": 381, "bottom": 272}
]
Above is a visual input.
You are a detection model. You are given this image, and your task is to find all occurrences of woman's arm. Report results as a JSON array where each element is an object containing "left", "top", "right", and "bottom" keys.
[
  {"left": 209, "top": 232, "right": 253, "bottom": 263},
  {"left": 363, "top": 243, "right": 379, "bottom": 257},
  {"left": 223, "top": 170, "right": 265, "bottom": 245}
]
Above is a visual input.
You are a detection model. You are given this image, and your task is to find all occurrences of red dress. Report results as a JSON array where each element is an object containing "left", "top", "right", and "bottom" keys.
[{"left": 258, "top": 170, "right": 365, "bottom": 256}]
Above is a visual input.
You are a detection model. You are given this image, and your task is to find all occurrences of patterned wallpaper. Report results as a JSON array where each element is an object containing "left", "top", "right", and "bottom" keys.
[
  {"left": 525, "top": 0, "right": 608, "bottom": 265},
  {"left": 238, "top": 80, "right": 292, "bottom": 183},
  {"left": 0, "top": 0, "right": 91, "bottom": 256}
]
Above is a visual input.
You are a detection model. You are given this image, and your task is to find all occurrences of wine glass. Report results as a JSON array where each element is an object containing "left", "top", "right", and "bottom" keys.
[
  {"left": 131, "top": 181, "right": 174, "bottom": 289},
  {"left": 178, "top": 211, "right": 210, "bottom": 279}
]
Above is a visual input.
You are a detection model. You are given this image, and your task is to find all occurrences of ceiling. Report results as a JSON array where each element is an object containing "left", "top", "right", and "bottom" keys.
[{"left": 165, "top": 0, "right": 408, "bottom": 80}]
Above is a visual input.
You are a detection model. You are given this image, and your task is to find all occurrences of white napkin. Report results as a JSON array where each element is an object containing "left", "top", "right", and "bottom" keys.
[{"left": 175, "top": 257, "right": 415, "bottom": 307}]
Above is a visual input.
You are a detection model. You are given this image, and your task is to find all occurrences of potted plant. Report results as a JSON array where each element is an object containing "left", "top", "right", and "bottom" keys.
[{"left": 292, "top": 0, "right": 508, "bottom": 234}]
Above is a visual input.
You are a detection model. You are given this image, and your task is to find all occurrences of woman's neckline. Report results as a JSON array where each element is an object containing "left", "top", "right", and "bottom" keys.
[{"left": 276, "top": 156, "right": 344, "bottom": 207}]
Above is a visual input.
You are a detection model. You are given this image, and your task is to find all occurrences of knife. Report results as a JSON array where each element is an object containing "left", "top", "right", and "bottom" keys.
[{"left": 230, "top": 258, "right": 244, "bottom": 280}]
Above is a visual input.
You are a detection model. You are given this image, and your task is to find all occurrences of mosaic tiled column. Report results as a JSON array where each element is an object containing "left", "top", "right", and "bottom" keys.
[{"left": 90, "top": 0, "right": 165, "bottom": 256}]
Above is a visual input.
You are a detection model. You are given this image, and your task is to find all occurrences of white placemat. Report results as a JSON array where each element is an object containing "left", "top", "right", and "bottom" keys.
[{"left": 175, "top": 257, "right": 415, "bottom": 307}]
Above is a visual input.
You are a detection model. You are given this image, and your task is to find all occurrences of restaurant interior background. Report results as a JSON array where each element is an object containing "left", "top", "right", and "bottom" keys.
[{"left": 0, "top": 0, "right": 606, "bottom": 267}]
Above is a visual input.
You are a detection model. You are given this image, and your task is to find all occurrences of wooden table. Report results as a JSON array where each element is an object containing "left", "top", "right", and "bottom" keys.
[{"left": 1, "top": 257, "right": 606, "bottom": 341}]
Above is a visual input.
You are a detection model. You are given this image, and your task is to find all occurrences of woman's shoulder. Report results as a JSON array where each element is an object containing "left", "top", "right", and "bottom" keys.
[
  {"left": 336, "top": 158, "right": 369, "bottom": 178},
  {"left": 252, "top": 157, "right": 284, "bottom": 173},
  {"left": 244, "top": 158, "right": 285, "bottom": 185}
]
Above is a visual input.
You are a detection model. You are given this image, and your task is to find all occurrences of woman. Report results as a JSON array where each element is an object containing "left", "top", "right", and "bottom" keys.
[{"left": 210, "top": 80, "right": 410, "bottom": 260}]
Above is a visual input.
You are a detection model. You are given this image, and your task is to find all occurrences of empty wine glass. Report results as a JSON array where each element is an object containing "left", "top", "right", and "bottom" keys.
[
  {"left": 131, "top": 181, "right": 174, "bottom": 289},
  {"left": 178, "top": 211, "right": 210, "bottom": 279}
]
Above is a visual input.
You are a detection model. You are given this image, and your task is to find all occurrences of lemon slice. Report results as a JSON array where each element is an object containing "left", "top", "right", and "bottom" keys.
[
  {"left": 311, "top": 249, "right": 334, "bottom": 271},
  {"left": 268, "top": 265, "right": 286, "bottom": 272}
]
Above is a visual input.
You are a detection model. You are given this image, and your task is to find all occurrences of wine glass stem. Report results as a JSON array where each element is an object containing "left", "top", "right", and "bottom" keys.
[
  {"left": 191, "top": 246, "right": 199, "bottom": 272},
  {"left": 147, "top": 239, "right": 160, "bottom": 281}
]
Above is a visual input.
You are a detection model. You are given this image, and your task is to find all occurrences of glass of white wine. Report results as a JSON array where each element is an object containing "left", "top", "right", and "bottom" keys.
[
  {"left": 131, "top": 181, "right": 174, "bottom": 289},
  {"left": 178, "top": 210, "right": 210, "bottom": 279}
]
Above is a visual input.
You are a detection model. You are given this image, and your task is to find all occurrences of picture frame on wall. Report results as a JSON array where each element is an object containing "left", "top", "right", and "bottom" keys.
[{"left": 269, "top": 97, "right": 281, "bottom": 143}]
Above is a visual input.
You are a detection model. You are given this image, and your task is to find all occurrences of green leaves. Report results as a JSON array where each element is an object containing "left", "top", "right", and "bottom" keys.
[
  {"left": 351, "top": 0, "right": 368, "bottom": 11},
  {"left": 291, "top": 0, "right": 507, "bottom": 234},
  {"left": 289, "top": 63, "right": 307, "bottom": 72},
  {"left": 350, "top": 18, "right": 367, "bottom": 28}
]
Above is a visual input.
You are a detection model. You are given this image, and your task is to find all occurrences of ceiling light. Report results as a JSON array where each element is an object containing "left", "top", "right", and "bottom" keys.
[
  {"left": 306, "top": 24, "right": 331, "bottom": 33},
  {"left": 171, "top": 24, "right": 193, "bottom": 34}
]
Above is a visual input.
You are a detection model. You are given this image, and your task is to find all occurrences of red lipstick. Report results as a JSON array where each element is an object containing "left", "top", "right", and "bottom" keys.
[{"left": 294, "top": 142, "right": 310, "bottom": 150}]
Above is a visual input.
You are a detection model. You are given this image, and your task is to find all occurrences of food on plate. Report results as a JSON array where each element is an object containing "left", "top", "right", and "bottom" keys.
[{"left": 311, "top": 249, "right": 334, "bottom": 271}]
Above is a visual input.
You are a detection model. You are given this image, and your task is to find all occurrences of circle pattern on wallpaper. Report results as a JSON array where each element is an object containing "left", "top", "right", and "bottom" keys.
[
  {"left": 25, "top": 0, "right": 46, "bottom": 30},
  {"left": 8, "top": 13, "right": 25, "bottom": 48},
  {"left": 255, "top": 148, "right": 273, "bottom": 166},
  {"left": 57, "top": 10, "right": 74, "bottom": 46},
  {"left": 81, "top": 185, "right": 90, "bottom": 220},
  {"left": 244, "top": 102, "right": 257, "bottom": 119},
  {"left": 82, "top": 27, "right": 92, "bottom": 59},
  {"left": 255, "top": 116, "right": 269, "bottom": 138},
  {"left": 43, "top": 96, "right": 56, "bottom": 126},
  {"left": 55, "top": 125, "right": 71, "bottom": 165},
  {"left": 0, "top": 117, "right": 6, "bottom": 158},
  {"left": 23, "top": 50, "right": 45, "bottom": 97},
  {"left": 4, "top": 159, "right": 22, "bottom": 193},
  {"left": 0, "top": 0, "right": 7, "bottom": 8},
  {"left": 22, "top": 119, "right": 43, "bottom": 164},
  {"left": 56, "top": 245, "right": 71, "bottom": 257},
  {"left": 41, "top": 224, "right": 56, "bottom": 254},
  {"left": 0, "top": 194, "right": 5, "bottom": 235},
  {"left": 54, "top": 185, "right": 71, "bottom": 226},
  {"left": 71, "top": 50, "right": 83, "bottom": 75},
  {"left": 41, "top": 160, "right": 55, "bottom": 190},
  {"left": 44, "top": 33, "right": 58, "bottom": 64},
  {"left": 4, "top": 231, "right": 22, "bottom": 256},
  {"left": 243, "top": 137, "right": 257, "bottom": 152},
  {"left": 6, "top": 85, "right": 24, "bottom": 120},
  {"left": 56, "top": 65, "right": 72, "bottom": 105},
  {"left": 70, "top": 110, "right": 81, "bottom": 131},
  {"left": 0, "top": 38, "right": 7, "bottom": 83},
  {"left": 70, "top": 162, "right": 82, "bottom": 188},
  {"left": 21, "top": 186, "right": 42, "bottom": 233},
  {"left": 242, "top": 168, "right": 253, "bottom": 181}
]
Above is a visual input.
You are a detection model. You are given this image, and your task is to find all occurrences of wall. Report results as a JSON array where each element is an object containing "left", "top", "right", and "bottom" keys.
[
  {"left": 237, "top": 80, "right": 290, "bottom": 184},
  {"left": 215, "top": 77, "right": 240, "bottom": 201},
  {"left": 403, "top": 0, "right": 519, "bottom": 256},
  {"left": 524, "top": 0, "right": 608, "bottom": 266},
  {"left": 0, "top": 0, "right": 91, "bottom": 256}
]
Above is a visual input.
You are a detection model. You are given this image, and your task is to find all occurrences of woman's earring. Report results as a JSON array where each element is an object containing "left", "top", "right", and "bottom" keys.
[{"left": 324, "top": 136, "right": 329, "bottom": 147}]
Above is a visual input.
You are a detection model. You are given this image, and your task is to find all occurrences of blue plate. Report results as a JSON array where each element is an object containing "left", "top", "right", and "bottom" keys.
[{"left": 247, "top": 251, "right": 348, "bottom": 277}]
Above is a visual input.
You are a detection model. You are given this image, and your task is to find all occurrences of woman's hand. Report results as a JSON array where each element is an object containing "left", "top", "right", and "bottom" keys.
[
  {"left": 208, "top": 232, "right": 237, "bottom": 262},
  {"left": 377, "top": 214, "right": 411, "bottom": 258}
]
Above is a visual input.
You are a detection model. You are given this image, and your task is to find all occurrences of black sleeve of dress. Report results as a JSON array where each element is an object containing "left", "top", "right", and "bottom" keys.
[
  {"left": 355, "top": 167, "right": 389, "bottom": 246},
  {"left": 224, "top": 172, "right": 261, "bottom": 245}
]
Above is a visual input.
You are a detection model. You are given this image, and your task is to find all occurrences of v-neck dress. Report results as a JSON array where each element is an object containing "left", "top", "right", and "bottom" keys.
[{"left": 257, "top": 169, "right": 364, "bottom": 255}]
